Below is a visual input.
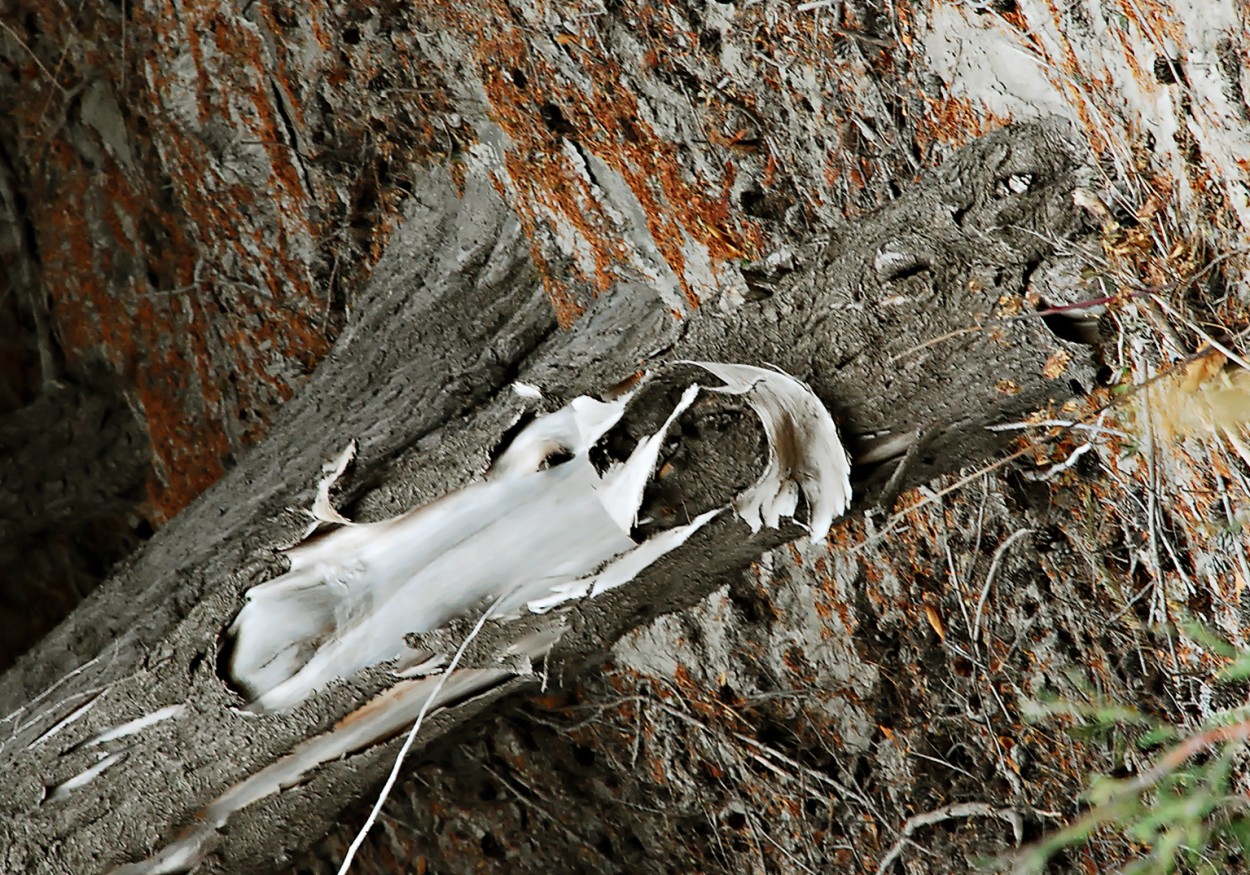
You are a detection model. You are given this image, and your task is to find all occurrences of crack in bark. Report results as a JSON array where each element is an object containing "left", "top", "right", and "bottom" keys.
[{"left": 0, "top": 122, "right": 1099, "bottom": 875}]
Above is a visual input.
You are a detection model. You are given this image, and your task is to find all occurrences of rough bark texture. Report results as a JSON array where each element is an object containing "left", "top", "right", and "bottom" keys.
[
  {"left": 0, "top": 112, "right": 1094, "bottom": 872},
  {"left": 2, "top": 1, "right": 1248, "bottom": 874}
]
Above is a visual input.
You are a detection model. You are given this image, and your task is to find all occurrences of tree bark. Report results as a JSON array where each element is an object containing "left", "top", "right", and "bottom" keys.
[
  {"left": 0, "top": 1, "right": 1176, "bottom": 873},
  {"left": 0, "top": 124, "right": 1092, "bottom": 875}
]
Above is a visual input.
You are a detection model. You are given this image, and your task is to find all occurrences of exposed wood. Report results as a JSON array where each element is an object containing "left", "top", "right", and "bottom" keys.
[{"left": 1, "top": 1, "right": 1248, "bottom": 873}]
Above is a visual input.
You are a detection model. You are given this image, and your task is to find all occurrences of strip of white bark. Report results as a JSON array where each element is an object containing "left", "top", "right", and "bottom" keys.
[{"left": 115, "top": 362, "right": 851, "bottom": 873}]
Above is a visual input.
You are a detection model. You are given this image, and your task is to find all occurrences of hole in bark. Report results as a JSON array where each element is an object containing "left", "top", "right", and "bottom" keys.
[
  {"left": 595, "top": 833, "right": 616, "bottom": 859},
  {"left": 272, "top": 4, "right": 297, "bottom": 27},
  {"left": 573, "top": 744, "right": 596, "bottom": 767},
  {"left": 1037, "top": 302, "right": 1100, "bottom": 346},
  {"left": 487, "top": 412, "right": 538, "bottom": 468},
  {"left": 216, "top": 636, "right": 243, "bottom": 697},
  {"left": 570, "top": 139, "right": 600, "bottom": 187},
  {"left": 757, "top": 719, "right": 791, "bottom": 748},
  {"left": 875, "top": 248, "right": 932, "bottom": 285},
  {"left": 740, "top": 187, "right": 793, "bottom": 221},
  {"left": 510, "top": 69, "right": 528, "bottom": 89},
  {"left": 726, "top": 811, "right": 747, "bottom": 829},
  {"left": 743, "top": 277, "right": 774, "bottom": 301},
  {"left": 540, "top": 103, "right": 576, "bottom": 136},
  {"left": 480, "top": 832, "right": 505, "bottom": 858},
  {"left": 699, "top": 29, "right": 721, "bottom": 52},
  {"left": 343, "top": 25, "right": 361, "bottom": 44},
  {"left": 1153, "top": 56, "right": 1184, "bottom": 85},
  {"left": 883, "top": 258, "right": 931, "bottom": 284},
  {"left": 540, "top": 448, "right": 574, "bottom": 470},
  {"left": 730, "top": 587, "right": 763, "bottom": 622}
]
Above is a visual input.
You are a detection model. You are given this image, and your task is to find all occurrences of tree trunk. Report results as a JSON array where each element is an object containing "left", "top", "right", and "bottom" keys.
[{"left": 2, "top": 1, "right": 1246, "bottom": 873}]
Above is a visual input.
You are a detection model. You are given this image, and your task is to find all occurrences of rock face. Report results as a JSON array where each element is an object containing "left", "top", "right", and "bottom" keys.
[{"left": 2, "top": 1, "right": 1248, "bottom": 873}]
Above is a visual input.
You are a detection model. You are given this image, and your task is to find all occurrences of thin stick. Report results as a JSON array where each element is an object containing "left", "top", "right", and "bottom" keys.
[
  {"left": 336, "top": 601, "right": 502, "bottom": 875},
  {"left": 1149, "top": 294, "right": 1250, "bottom": 373},
  {"left": 0, "top": 20, "right": 68, "bottom": 95},
  {"left": 876, "top": 802, "right": 1030, "bottom": 875},
  {"left": 973, "top": 528, "right": 1033, "bottom": 643}
]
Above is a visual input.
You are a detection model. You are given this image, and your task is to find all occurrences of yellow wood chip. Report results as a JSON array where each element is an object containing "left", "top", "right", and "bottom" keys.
[{"left": 1043, "top": 349, "right": 1073, "bottom": 380}]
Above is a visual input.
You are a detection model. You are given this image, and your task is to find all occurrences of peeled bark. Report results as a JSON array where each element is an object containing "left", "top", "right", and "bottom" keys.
[
  {"left": 0, "top": 1, "right": 1171, "bottom": 873},
  {"left": 0, "top": 115, "right": 1094, "bottom": 872}
]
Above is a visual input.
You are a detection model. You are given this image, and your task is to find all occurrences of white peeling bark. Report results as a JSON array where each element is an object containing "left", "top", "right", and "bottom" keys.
[
  {"left": 229, "top": 363, "right": 849, "bottom": 715},
  {"left": 0, "top": 121, "right": 1095, "bottom": 875}
]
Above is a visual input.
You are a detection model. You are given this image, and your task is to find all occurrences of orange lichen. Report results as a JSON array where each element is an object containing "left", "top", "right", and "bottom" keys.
[
  {"left": 1043, "top": 349, "right": 1073, "bottom": 380},
  {"left": 422, "top": 2, "right": 764, "bottom": 317},
  {"left": 916, "top": 91, "right": 1013, "bottom": 150},
  {"left": 2, "top": 0, "right": 376, "bottom": 522}
]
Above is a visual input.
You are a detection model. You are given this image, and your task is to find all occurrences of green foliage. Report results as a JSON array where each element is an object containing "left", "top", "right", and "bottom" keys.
[{"left": 1014, "top": 625, "right": 1250, "bottom": 874}]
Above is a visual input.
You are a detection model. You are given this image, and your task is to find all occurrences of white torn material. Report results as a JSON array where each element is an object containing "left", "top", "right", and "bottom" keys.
[
  {"left": 526, "top": 508, "right": 722, "bottom": 612},
  {"left": 46, "top": 749, "right": 128, "bottom": 803},
  {"left": 511, "top": 380, "right": 543, "bottom": 399},
  {"left": 76, "top": 704, "right": 184, "bottom": 750},
  {"left": 111, "top": 832, "right": 213, "bottom": 875},
  {"left": 685, "top": 362, "right": 852, "bottom": 541},
  {"left": 488, "top": 393, "right": 629, "bottom": 480},
  {"left": 308, "top": 439, "right": 357, "bottom": 533},
  {"left": 391, "top": 652, "right": 446, "bottom": 679},
  {"left": 228, "top": 362, "right": 852, "bottom": 714},
  {"left": 113, "top": 666, "right": 522, "bottom": 875},
  {"left": 123, "top": 361, "right": 851, "bottom": 873},
  {"left": 229, "top": 388, "right": 641, "bottom": 713}
]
